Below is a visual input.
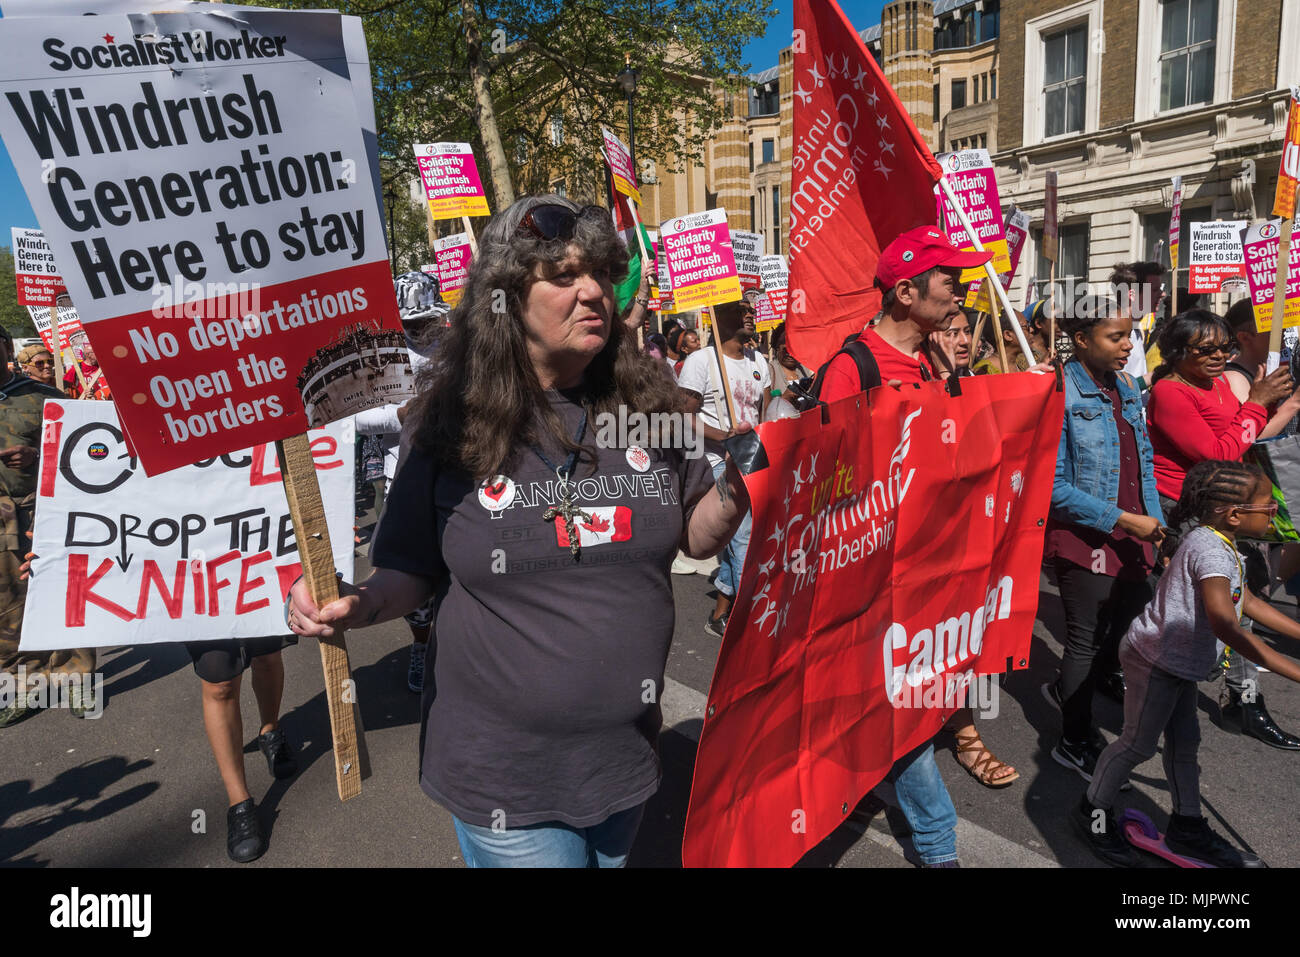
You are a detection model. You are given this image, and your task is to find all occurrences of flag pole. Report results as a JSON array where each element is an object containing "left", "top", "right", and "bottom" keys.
[{"left": 939, "top": 178, "right": 1035, "bottom": 360}]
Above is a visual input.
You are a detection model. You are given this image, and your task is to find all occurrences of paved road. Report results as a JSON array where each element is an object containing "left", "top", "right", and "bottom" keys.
[{"left": 5, "top": 498, "right": 1300, "bottom": 868}]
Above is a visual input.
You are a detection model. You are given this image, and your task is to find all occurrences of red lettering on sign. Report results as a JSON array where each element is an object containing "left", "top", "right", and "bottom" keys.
[
  {"left": 236, "top": 551, "right": 274, "bottom": 615},
  {"left": 65, "top": 554, "right": 134, "bottom": 625},
  {"left": 135, "top": 559, "right": 187, "bottom": 620}
]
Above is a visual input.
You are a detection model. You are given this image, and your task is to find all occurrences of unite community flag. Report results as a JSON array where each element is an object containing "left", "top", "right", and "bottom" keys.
[{"left": 785, "top": 0, "right": 944, "bottom": 369}]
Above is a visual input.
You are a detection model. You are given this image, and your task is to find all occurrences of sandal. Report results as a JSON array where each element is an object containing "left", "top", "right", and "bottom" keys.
[{"left": 949, "top": 726, "right": 1019, "bottom": 788}]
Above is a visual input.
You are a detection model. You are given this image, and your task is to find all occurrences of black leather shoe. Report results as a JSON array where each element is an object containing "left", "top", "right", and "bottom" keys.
[
  {"left": 1221, "top": 692, "right": 1300, "bottom": 750},
  {"left": 1095, "top": 671, "right": 1126, "bottom": 704},
  {"left": 226, "top": 798, "right": 266, "bottom": 863},
  {"left": 258, "top": 727, "right": 299, "bottom": 778}
]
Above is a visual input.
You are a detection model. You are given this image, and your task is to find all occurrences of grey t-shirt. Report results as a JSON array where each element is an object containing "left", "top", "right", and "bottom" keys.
[
  {"left": 372, "top": 387, "right": 715, "bottom": 828},
  {"left": 1127, "top": 526, "right": 1245, "bottom": 681}
]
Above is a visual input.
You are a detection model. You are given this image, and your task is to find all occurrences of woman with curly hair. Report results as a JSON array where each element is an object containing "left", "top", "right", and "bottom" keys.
[{"left": 286, "top": 195, "right": 747, "bottom": 867}]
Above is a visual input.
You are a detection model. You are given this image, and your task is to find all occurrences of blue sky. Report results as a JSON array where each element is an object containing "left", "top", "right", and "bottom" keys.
[
  {"left": 1, "top": 2, "right": 890, "bottom": 240},
  {"left": 741, "top": 1, "right": 887, "bottom": 74}
]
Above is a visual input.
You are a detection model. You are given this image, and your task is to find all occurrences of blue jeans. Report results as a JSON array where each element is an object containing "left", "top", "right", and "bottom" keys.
[
  {"left": 711, "top": 458, "right": 752, "bottom": 599},
  {"left": 452, "top": 803, "right": 645, "bottom": 868},
  {"left": 886, "top": 741, "right": 959, "bottom": 866}
]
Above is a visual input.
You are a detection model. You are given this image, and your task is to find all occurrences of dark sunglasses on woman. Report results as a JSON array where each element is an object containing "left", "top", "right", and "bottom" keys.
[{"left": 517, "top": 204, "right": 607, "bottom": 241}]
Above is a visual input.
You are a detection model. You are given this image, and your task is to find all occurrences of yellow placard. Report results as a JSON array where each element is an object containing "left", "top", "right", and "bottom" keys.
[
  {"left": 427, "top": 196, "right": 489, "bottom": 220},
  {"left": 668, "top": 275, "right": 742, "bottom": 313},
  {"left": 1249, "top": 297, "right": 1300, "bottom": 332},
  {"left": 957, "top": 238, "right": 1010, "bottom": 284}
]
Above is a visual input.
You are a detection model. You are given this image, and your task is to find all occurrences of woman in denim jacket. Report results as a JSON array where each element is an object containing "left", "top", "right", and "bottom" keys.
[{"left": 1044, "top": 297, "right": 1166, "bottom": 781}]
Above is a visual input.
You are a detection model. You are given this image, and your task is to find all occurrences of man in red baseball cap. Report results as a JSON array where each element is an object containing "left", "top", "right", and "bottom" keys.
[
  {"left": 817, "top": 226, "right": 990, "bottom": 402},
  {"left": 810, "top": 227, "right": 1015, "bottom": 867}
]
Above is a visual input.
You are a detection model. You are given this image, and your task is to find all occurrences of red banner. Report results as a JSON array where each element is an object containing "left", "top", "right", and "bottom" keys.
[
  {"left": 682, "top": 372, "right": 1063, "bottom": 867},
  {"left": 785, "top": 0, "right": 943, "bottom": 370}
]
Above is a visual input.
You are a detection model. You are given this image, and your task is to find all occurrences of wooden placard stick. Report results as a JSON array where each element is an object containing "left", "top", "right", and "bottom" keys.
[
  {"left": 988, "top": 300, "right": 1011, "bottom": 373},
  {"left": 1047, "top": 262, "right": 1057, "bottom": 358},
  {"left": 461, "top": 215, "right": 478, "bottom": 254},
  {"left": 711, "top": 321, "right": 740, "bottom": 430},
  {"left": 1268, "top": 197, "right": 1297, "bottom": 372},
  {"left": 969, "top": 311, "right": 988, "bottom": 368},
  {"left": 276, "top": 433, "right": 364, "bottom": 801},
  {"left": 49, "top": 305, "right": 65, "bottom": 387},
  {"left": 627, "top": 204, "right": 653, "bottom": 348},
  {"left": 424, "top": 199, "right": 437, "bottom": 253}
]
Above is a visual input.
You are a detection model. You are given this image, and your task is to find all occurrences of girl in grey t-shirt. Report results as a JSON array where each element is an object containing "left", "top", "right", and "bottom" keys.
[{"left": 1076, "top": 460, "right": 1300, "bottom": 868}]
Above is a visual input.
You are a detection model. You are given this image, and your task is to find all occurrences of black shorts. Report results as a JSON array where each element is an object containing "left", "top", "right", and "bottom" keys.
[{"left": 185, "top": 635, "right": 297, "bottom": 684}]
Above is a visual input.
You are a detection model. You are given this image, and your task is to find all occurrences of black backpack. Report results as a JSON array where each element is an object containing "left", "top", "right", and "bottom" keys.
[{"left": 787, "top": 333, "right": 882, "bottom": 411}]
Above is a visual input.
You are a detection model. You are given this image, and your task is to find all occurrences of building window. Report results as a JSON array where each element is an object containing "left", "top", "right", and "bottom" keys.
[
  {"left": 549, "top": 115, "right": 564, "bottom": 147},
  {"left": 761, "top": 138, "right": 776, "bottom": 164},
  {"left": 981, "top": 73, "right": 989, "bottom": 101},
  {"left": 772, "top": 185, "right": 781, "bottom": 251},
  {"left": 1044, "top": 25, "right": 1087, "bottom": 137},
  {"left": 980, "top": 1, "right": 1001, "bottom": 41},
  {"left": 952, "top": 78, "right": 967, "bottom": 110},
  {"left": 750, "top": 196, "right": 756, "bottom": 231},
  {"left": 990, "top": 69, "right": 997, "bottom": 98},
  {"left": 1033, "top": 222, "right": 1090, "bottom": 301},
  {"left": 551, "top": 178, "right": 566, "bottom": 198},
  {"left": 1159, "top": 0, "right": 1216, "bottom": 111},
  {"left": 934, "top": 84, "right": 941, "bottom": 122},
  {"left": 749, "top": 141, "right": 754, "bottom": 172}
]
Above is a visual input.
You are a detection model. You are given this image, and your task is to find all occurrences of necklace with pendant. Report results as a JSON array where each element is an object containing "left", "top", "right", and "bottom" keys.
[{"left": 531, "top": 409, "right": 590, "bottom": 562}]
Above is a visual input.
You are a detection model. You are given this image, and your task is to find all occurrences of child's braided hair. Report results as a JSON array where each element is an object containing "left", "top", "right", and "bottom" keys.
[{"left": 1161, "top": 459, "right": 1268, "bottom": 560}]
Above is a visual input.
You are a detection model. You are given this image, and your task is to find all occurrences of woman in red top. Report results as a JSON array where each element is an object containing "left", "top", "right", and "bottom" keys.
[
  {"left": 1146, "top": 308, "right": 1300, "bottom": 750},
  {"left": 1146, "top": 310, "right": 1290, "bottom": 505}
]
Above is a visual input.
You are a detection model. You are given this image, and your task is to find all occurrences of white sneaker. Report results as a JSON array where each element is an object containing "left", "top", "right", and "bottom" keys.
[{"left": 671, "top": 557, "right": 694, "bottom": 575}]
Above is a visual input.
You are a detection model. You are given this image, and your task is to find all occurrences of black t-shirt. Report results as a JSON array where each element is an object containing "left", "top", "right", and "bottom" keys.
[{"left": 372, "top": 387, "right": 715, "bottom": 828}]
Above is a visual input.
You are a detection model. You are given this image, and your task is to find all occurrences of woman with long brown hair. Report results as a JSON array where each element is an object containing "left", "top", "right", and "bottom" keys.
[{"left": 286, "top": 195, "right": 748, "bottom": 867}]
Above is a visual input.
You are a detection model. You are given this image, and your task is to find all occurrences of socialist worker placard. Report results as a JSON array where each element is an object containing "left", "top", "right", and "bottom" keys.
[{"left": 0, "top": 10, "right": 404, "bottom": 474}]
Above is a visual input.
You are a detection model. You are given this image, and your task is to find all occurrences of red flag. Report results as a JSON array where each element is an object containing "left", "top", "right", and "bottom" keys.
[
  {"left": 681, "top": 374, "right": 1062, "bottom": 867},
  {"left": 785, "top": 0, "right": 943, "bottom": 369}
]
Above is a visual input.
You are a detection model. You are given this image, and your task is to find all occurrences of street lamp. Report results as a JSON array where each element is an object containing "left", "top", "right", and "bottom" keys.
[
  {"left": 617, "top": 54, "right": 639, "bottom": 174},
  {"left": 384, "top": 184, "right": 397, "bottom": 275}
]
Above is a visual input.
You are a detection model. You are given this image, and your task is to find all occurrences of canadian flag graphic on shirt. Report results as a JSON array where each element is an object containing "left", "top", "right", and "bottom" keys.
[{"left": 554, "top": 506, "right": 633, "bottom": 549}]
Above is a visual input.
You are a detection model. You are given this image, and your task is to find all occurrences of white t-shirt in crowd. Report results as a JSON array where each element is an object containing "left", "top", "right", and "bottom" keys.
[
  {"left": 1123, "top": 323, "right": 1149, "bottom": 383},
  {"left": 677, "top": 345, "right": 771, "bottom": 466}
]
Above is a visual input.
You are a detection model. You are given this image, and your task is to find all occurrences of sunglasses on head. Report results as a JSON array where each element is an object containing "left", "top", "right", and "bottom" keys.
[
  {"left": 517, "top": 204, "right": 607, "bottom": 241},
  {"left": 1190, "top": 342, "right": 1232, "bottom": 357}
]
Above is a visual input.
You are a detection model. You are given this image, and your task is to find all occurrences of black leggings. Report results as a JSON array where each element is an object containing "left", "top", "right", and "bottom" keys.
[{"left": 1053, "top": 560, "right": 1154, "bottom": 742}]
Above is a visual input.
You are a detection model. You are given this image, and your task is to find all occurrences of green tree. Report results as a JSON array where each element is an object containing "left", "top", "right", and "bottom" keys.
[
  {"left": 0, "top": 247, "right": 38, "bottom": 338},
  {"left": 264, "top": 0, "right": 772, "bottom": 217}
]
